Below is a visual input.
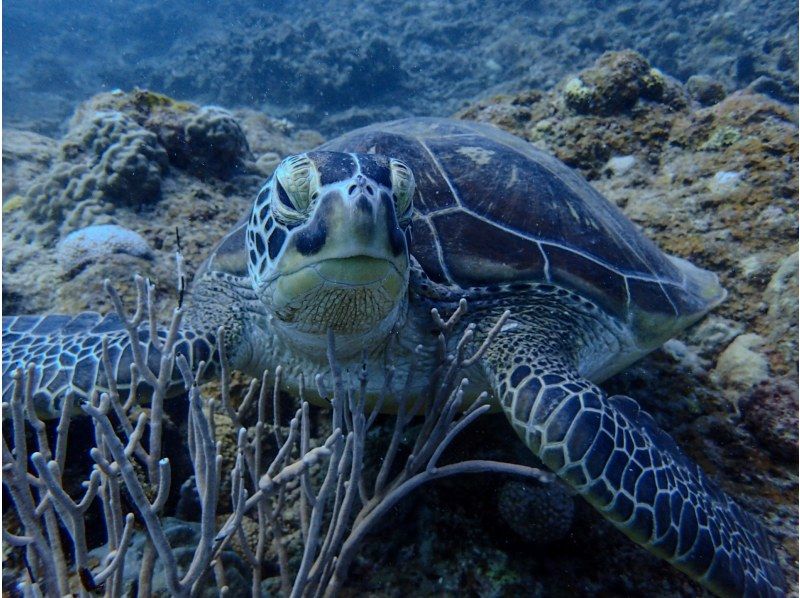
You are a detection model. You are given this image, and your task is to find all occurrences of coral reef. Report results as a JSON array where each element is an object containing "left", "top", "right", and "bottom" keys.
[
  {"left": 1, "top": 278, "right": 546, "bottom": 596},
  {"left": 497, "top": 480, "right": 575, "bottom": 544},
  {"left": 2, "top": 49, "right": 797, "bottom": 596},
  {"left": 713, "top": 333, "right": 770, "bottom": 390},
  {"left": 563, "top": 50, "right": 685, "bottom": 115},
  {"left": 2, "top": 130, "right": 58, "bottom": 200},
  {"left": 686, "top": 74, "right": 727, "bottom": 106},
  {"left": 2, "top": 90, "right": 320, "bottom": 317},
  {"left": 24, "top": 109, "right": 168, "bottom": 239},
  {"left": 4, "top": 0, "right": 797, "bottom": 135},
  {"left": 740, "top": 378, "right": 799, "bottom": 463},
  {"left": 89, "top": 518, "right": 252, "bottom": 597},
  {"left": 180, "top": 107, "right": 251, "bottom": 179}
]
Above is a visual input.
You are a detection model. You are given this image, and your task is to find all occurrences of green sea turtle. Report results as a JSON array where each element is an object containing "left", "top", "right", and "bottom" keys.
[{"left": 3, "top": 117, "right": 784, "bottom": 596}]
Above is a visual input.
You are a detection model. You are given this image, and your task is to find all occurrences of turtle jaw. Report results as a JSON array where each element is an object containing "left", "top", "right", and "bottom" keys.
[{"left": 262, "top": 255, "right": 407, "bottom": 359}]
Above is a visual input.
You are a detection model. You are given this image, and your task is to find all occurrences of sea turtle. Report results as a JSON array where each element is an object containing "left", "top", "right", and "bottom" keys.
[{"left": 3, "top": 117, "right": 784, "bottom": 596}]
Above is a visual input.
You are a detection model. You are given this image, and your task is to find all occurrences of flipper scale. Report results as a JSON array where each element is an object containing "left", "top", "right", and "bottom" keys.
[
  {"left": 489, "top": 346, "right": 785, "bottom": 597},
  {"left": 1, "top": 312, "right": 214, "bottom": 419}
]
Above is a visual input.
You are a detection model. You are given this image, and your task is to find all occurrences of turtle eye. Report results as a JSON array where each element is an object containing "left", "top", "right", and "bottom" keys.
[
  {"left": 273, "top": 154, "right": 320, "bottom": 223},
  {"left": 389, "top": 159, "right": 415, "bottom": 221}
]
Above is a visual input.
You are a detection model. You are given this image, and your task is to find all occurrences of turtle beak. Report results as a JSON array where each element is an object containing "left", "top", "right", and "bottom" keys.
[
  {"left": 255, "top": 166, "right": 410, "bottom": 358},
  {"left": 263, "top": 176, "right": 410, "bottom": 350},
  {"left": 290, "top": 175, "right": 407, "bottom": 264}
]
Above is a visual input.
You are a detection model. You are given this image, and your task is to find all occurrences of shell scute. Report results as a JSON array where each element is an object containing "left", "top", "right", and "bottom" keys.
[
  {"left": 423, "top": 132, "right": 669, "bottom": 280},
  {"left": 409, "top": 218, "right": 448, "bottom": 284},
  {"left": 433, "top": 210, "right": 547, "bottom": 285},
  {"left": 627, "top": 277, "right": 678, "bottom": 317},
  {"left": 321, "top": 119, "right": 725, "bottom": 332},
  {"left": 544, "top": 244, "right": 629, "bottom": 317},
  {"left": 321, "top": 131, "right": 456, "bottom": 214}
]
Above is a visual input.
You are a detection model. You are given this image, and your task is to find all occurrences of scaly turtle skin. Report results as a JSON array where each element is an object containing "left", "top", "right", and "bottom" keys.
[{"left": 2, "top": 118, "right": 784, "bottom": 596}]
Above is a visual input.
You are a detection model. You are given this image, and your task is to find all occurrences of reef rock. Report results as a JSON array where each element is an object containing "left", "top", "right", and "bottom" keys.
[
  {"left": 562, "top": 50, "right": 686, "bottom": 115},
  {"left": 739, "top": 377, "right": 799, "bottom": 463},
  {"left": 686, "top": 74, "right": 727, "bottom": 106},
  {"left": 713, "top": 333, "right": 770, "bottom": 390},
  {"left": 182, "top": 107, "right": 250, "bottom": 178},
  {"left": 89, "top": 517, "right": 251, "bottom": 597},
  {"left": 2, "top": 129, "right": 58, "bottom": 201},
  {"left": 498, "top": 480, "right": 575, "bottom": 544}
]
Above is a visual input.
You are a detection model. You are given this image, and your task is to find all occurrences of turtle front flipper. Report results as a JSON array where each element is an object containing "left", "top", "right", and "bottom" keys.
[
  {"left": 484, "top": 344, "right": 785, "bottom": 597},
  {"left": 2, "top": 312, "right": 216, "bottom": 419}
]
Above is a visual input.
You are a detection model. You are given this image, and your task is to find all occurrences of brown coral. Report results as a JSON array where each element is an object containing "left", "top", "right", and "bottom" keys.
[{"left": 562, "top": 50, "right": 686, "bottom": 116}]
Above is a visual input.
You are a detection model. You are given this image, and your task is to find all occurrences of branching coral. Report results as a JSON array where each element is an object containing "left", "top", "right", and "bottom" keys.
[{"left": 2, "top": 267, "right": 549, "bottom": 596}]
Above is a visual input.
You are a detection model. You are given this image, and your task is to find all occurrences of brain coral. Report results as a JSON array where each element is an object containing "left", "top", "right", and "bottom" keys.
[
  {"left": 26, "top": 110, "right": 168, "bottom": 239},
  {"left": 56, "top": 224, "right": 153, "bottom": 274},
  {"left": 182, "top": 106, "right": 251, "bottom": 179}
]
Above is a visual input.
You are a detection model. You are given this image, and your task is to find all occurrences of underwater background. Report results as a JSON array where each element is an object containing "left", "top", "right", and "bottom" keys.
[
  {"left": 3, "top": 0, "right": 798, "bottom": 596},
  {"left": 4, "top": 0, "right": 798, "bottom": 136}
]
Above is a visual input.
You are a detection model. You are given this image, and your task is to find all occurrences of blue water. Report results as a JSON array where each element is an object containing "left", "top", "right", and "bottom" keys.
[{"left": 4, "top": 0, "right": 797, "bottom": 135}]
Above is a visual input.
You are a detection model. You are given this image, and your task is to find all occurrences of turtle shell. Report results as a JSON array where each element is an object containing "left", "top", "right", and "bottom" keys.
[
  {"left": 202, "top": 117, "right": 724, "bottom": 344},
  {"left": 320, "top": 118, "right": 724, "bottom": 341}
]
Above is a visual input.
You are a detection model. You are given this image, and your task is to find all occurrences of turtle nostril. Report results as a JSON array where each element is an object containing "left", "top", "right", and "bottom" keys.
[
  {"left": 348, "top": 184, "right": 357, "bottom": 195},
  {"left": 366, "top": 184, "right": 374, "bottom": 196}
]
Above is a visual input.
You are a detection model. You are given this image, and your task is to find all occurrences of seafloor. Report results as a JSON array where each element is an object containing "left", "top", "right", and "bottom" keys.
[{"left": 2, "top": 48, "right": 798, "bottom": 596}]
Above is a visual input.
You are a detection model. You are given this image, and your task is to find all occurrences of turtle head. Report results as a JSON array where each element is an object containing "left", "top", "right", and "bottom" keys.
[{"left": 246, "top": 151, "right": 415, "bottom": 358}]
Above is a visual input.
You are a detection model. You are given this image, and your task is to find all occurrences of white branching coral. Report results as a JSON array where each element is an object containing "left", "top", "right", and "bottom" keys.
[{"left": 2, "top": 269, "right": 549, "bottom": 596}]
